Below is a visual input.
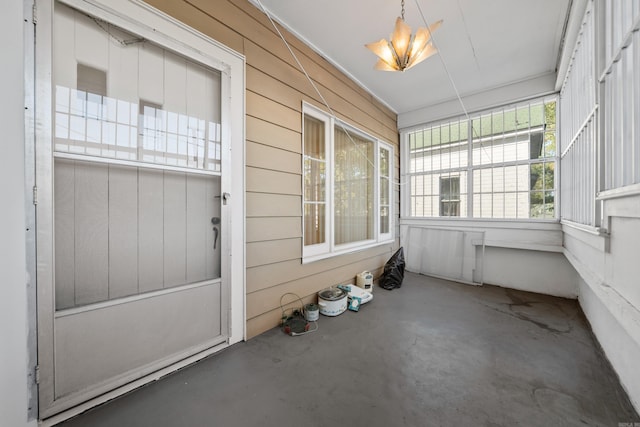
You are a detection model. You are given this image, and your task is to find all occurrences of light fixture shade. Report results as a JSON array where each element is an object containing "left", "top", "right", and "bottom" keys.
[
  {"left": 407, "top": 43, "right": 437, "bottom": 69},
  {"left": 390, "top": 17, "right": 412, "bottom": 63},
  {"left": 408, "top": 19, "right": 443, "bottom": 62},
  {"left": 374, "top": 58, "right": 398, "bottom": 71},
  {"left": 366, "top": 14, "right": 442, "bottom": 72},
  {"left": 365, "top": 39, "right": 397, "bottom": 70}
]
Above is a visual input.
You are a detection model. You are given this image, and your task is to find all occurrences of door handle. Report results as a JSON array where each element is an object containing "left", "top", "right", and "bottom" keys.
[{"left": 211, "top": 217, "right": 220, "bottom": 250}]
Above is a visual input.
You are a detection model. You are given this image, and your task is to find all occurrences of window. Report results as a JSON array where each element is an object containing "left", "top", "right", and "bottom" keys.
[
  {"left": 334, "top": 124, "right": 374, "bottom": 245},
  {"left": 303, "top": 104, "right": 394, "bottom": 261},
  {"left": 303, "top": 114, "right": 327, "bottom": 247},
  {"left": 406, "top": 98, "right": 557, "bottom": 220},
  {"left": 379, "top": 145, "right": 391, "bottom": 236}
]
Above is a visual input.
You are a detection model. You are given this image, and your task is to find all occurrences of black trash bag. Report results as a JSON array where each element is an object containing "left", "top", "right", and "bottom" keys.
[{"left": 380, "top": 247, "right": 405, "bottom": 290}]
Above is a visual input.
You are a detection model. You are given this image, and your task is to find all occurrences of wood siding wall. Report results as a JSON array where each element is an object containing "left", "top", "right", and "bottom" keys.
[{"left": 145, "top": 0, "right": 400, "bottom": 338}]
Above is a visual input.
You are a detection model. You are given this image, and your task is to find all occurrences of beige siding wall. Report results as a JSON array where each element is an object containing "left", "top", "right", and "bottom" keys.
[{"left": 145, "top": 0, "right": 400, "bottom": 338}]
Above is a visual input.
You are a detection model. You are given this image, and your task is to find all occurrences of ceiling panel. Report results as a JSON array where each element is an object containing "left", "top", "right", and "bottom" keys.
[{"left": 252, "top": 0, "right": 570, "bottom": 116}]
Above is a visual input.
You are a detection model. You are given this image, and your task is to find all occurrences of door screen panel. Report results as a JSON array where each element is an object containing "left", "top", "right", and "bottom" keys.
[
  {"left": 53, "top": 3, "right": 223, "bottom": 310},
  {"left": 54, "top": 159, "right": 221, "bottom": 310}
]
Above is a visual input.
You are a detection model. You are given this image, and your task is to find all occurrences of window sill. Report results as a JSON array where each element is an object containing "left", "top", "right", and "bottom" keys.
[
  {"left": 302, "top": 239, "right": 395, "bottom": 265},
  {"left": 562, "top": 220, "right": 609, "bottom": 252},
  {"left": 400, "top": 216, "right": 561, "bottom": 231},
  {"left": 597, "top": 183, "right": 640, "bottom": 201}
]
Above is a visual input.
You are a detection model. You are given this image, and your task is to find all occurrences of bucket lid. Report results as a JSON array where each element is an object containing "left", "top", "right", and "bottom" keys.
[{"left": 318, "top": 287, "right": 346, "bottom": 301}]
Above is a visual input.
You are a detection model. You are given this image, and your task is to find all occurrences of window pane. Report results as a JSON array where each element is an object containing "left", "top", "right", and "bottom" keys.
[
  {"left": 504, "top": 109, "right": 517, "bottom": 132},
  {"left": 516, "top": 105, "right": 529, "bottom": 130},
  {"left": 303, "top": 113, "right": 327, "bottom": 249},
  {"left": 544, "top": 131, "right": 557, "bottom": 157},
  {"left": 439, "top": 176, "right": 460, "bottom": 216},
  {"left": 493, "top": 193, "right": 505, "bottom": 218},
  {"left": 504, "top": 192, "right": 517, "bottom": 218},
  {"left": 334, "top": 126, "right": 373, "bottom": 245},
  {"left": 530, "top": 191, "right": 544, "bottom": 218},
  {"left": 504, "top": 166, "right": 518, "bottom": 192},
  {"left": 530, "top": 132, "right": 544, "bottom": 159},
  {"left": 379, "top": 144, "right": 391, "bottom": 235},
  {"left": 380, "top": 177, "right": 389, "bottom": 205},
  {"left": 493, "top": 167, "right": 504, "bottom": 192},
  {"left": 304, "top": 203, "right": 326, "bottom": 246},
  {"left": 544, "top": 101, "right": 556, "bottom": 129},
  {"left": 380, "top": 206, "right": 389, "bottom": 234},
  {"left": 480, "top": 193, "right": 492, "bottom": 218},
  {"left": 530, "top": 103, "right": 544, "bottom": 127},
  {"left": 303, "top": 158, "right": 326, "bottom": 202},
  {"left": 530, "top": 163, "right": 544, "bottom": 190},
  {"left": 304, "top": 115, "right": 325, "bottom": 159},
  {"left": 544, "top": 191, "right": 555, "bottom": 218},
  {"left": 544, "top": 162, "right": 555, "bottom": 189},
  {"left": 380, "top": 147, "right": 389, "bottom": 176}
]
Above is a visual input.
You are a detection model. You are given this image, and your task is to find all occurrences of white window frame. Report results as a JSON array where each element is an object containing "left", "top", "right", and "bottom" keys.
[
  {"left": 302, "top": 103, "right": 394, "bottom": 263},
  {"left": 378, "top": 141, "right": 394, "bottom": 242},
  {"left": 302, "top": 105, "right": 332, "bottom": 259}
]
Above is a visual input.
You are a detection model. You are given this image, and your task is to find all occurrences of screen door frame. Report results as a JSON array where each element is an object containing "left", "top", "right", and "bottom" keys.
[{"left": 34, "top": 0, "right": 246, "bottom": 420}]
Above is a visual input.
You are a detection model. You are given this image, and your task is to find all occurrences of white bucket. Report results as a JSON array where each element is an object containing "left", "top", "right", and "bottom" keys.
[{"left": 304, "top": 303, "right": 320, "bottom": 321}]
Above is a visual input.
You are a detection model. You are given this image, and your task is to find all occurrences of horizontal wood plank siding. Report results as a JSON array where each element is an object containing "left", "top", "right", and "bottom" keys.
[
  {"left": 246, "top": 254, "right": 389, "bottom": 318},
  {"left": 246, "top": 245, "right": 392, "bottom": 295},
  {"left": 246, "top": 238, "right": 301, "bottom": 268},
  {"left": 146, "top": 0, "right": 244, "bottom": 54},
  {"left": 246, "top": 217, "right": 301, "bottom": 243},
  {"left": 246, "top": 91, "right": 300, "bottom": 132},
  {"left": 246, "top": 167, "right": 300, "bottom": 195},
  {"left": 145, "top": 0, "right": 400, "bottom": 338},
  {"left": 246, "top": 193, "right": 301, "bottom": 217},
  {"left": 246, "top": 141, "right": 301, "bottom": 174},
  {"left": 246, "top": 116, "right": 301, "bottom": 153}
]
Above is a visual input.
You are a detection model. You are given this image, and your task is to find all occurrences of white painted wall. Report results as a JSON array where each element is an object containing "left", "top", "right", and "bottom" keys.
[
  {"left": 564, "top": 203, "right": 640, "bottom": 411},
  {"left": 556, "top": 0, "right": 640, "bottom": 413},
  {"left": 0, "top": 1, "right": 36, "bottom": 426},
  {"left": 400, "top": 219, "right": 579, "bottom": 298},
  {"left": 482, "top": 247, "right": 577, "bottom": 298}
]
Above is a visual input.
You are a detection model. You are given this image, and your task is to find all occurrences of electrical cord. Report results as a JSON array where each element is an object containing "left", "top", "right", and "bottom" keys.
[{"left": 279, "top": 292, "right": 319, "bottom": 336}]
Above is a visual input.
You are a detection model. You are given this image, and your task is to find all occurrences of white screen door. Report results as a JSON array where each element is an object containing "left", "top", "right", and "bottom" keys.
[{"left": 36, "top": 0, "right": 243, "bottom": 419}]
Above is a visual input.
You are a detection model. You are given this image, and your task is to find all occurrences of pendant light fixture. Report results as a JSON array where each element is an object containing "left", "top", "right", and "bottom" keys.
[{"left": 365, "top": 0, "right": 442, "bottom": 72}]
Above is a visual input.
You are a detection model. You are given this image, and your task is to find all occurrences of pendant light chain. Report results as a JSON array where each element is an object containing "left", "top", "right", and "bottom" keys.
[{"left": 401, "top": 0, "right": 405, "bottom": 20}]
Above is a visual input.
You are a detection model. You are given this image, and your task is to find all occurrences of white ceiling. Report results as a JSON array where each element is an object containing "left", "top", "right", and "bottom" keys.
[{"left": 252, "top": 0, "right": 571, "bottom": 116}]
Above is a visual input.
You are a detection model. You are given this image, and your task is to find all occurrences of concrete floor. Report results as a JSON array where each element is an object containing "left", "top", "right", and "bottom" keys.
[{"left": 59, "top": 272, "right": 639, "bottom": 427}]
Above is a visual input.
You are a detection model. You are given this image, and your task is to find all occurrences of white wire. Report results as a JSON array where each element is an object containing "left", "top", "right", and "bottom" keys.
[
  {"left": 413, "top": 0, "right": 470, "bottom": 122},
  {"left": 254, "top": 0, "right": 407, "bottom": 186},
  {"left": 413, "top": 0, "right": 491, "bottom": 159}
]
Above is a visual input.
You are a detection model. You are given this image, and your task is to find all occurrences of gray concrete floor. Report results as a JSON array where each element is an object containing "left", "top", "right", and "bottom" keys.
[{"left": 59, "top": 272, "right": 639, "bottom": 427}]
